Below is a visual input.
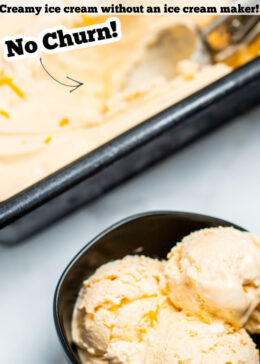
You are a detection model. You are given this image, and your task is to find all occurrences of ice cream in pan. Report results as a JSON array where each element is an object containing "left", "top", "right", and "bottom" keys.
[
  {"left": 0, "top": 14, "right": 235, "bottom": 201},
  {"left": 72, "top": 227, "right": 260, "bottom": 363},
  {"left": 1, "top": 11, "right": 259, "bottom": 201}
]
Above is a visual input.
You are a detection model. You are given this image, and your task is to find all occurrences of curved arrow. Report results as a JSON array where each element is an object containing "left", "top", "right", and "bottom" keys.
[{"left": 40, "top": 57, "right": 84, "bottom": 93}]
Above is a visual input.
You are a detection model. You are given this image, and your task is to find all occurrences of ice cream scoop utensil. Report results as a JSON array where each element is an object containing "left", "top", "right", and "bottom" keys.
[{"left": 202, "top": 15, "right": 260, "bottom": 62}]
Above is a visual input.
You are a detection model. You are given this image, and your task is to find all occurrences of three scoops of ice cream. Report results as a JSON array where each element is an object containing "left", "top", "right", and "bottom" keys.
[{"left": 72, "top": 227, "right": 260, "bottom": 363}]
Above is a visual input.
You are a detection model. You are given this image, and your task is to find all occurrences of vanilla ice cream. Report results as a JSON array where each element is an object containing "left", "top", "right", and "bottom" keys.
[
  {"left": 165, "top": 227, "right": 260, "bottom": 328},
  {"left": 72, "top": 226, "right": 260, "bottom": 363},
  {"left": 72, "top": 255, "right": 166, "bottom": 363},
  {"left": 146, "top": 305, "right": 259, "bottom": 364},
  {"left": 0, "top": 12, "right": 231, "bottom": 201}
]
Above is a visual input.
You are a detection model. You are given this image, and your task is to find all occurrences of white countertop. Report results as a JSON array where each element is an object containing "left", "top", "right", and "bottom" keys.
[{"left": 1, "top": 106, "right": 260, "bottom": 364}]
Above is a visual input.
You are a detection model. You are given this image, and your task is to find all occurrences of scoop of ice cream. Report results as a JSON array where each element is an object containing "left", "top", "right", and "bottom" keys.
[
  {"left": 72, "top": 255, "right": 166, "bottom": 363},
  {"left": 165, "top": 227, "right": 260, "bottom": 328},
  {"left": 146, "top": 304, "right": 259, "bottom": 364}
]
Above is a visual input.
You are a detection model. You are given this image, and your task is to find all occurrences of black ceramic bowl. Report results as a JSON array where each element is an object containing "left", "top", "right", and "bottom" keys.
[{"left": 54, "top": 211, "right": 258, "bottom": 364}]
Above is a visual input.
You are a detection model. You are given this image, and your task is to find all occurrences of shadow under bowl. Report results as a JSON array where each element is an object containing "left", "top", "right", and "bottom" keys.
[{"left": 53, "top": 210, "right": 259, "bottom": 364}]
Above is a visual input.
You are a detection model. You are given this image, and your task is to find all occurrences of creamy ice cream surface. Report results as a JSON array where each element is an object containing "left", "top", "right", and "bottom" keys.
[
  {"left": 72, "top": 226, "right": 260, "bottom": 363},
  {"left": 0, "top": 13, "right": 231, "bottom": 201},
  {"left": 165, "top": 227, "right": 260, "bottom": 329},
  {"left": 72, "top": 255, "right": 166, "bottom": 363},
  {"left": 146, "top": 305, "right": 259, "bottom": 364}
]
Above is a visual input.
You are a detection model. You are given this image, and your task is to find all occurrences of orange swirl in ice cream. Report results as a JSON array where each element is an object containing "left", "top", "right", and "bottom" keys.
[{"left": 0, "top": 71, "right": 24, "bottom": 99}]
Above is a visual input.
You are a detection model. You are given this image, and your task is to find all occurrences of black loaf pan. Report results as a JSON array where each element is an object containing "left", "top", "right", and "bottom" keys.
[
  {"left": 0, "top": 57, "right": 260, "bottom": 244},
  {"left": 53, "top": 211, "right": 259, "bottom": 364}
]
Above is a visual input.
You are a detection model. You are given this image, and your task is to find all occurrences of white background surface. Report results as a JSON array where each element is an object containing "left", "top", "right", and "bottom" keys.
[{"left": 1, "top": 106, "right": 260, "bottom": 364}]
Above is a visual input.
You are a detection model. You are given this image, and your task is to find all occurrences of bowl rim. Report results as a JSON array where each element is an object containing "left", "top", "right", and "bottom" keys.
[{"left": 53, "top": 210, "right": 244, "bottom": 364}]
